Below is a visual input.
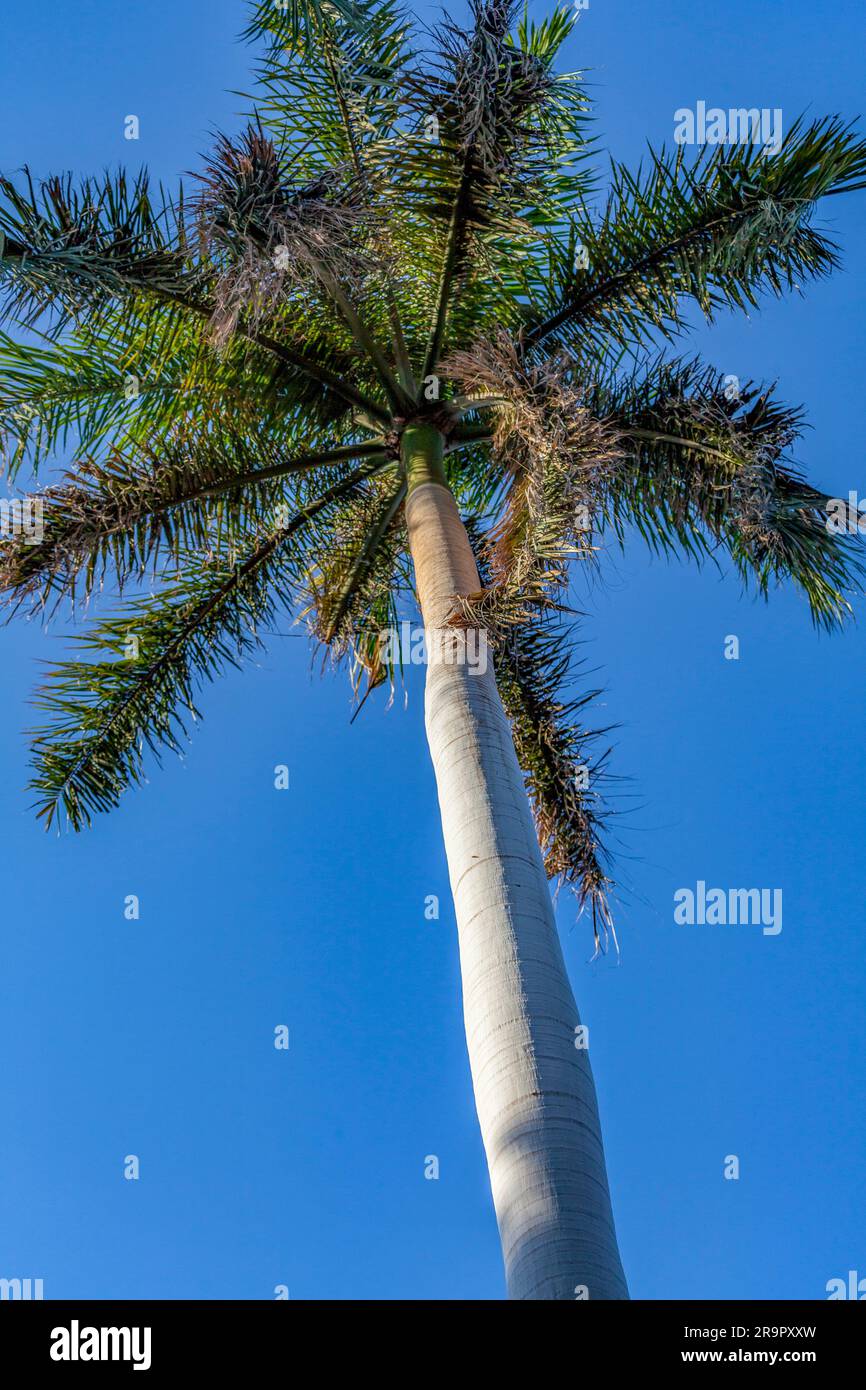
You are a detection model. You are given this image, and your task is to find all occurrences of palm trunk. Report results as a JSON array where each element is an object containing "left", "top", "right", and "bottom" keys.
[{"left": 403, "top": 424, "right": 628, "bottom": 1301}]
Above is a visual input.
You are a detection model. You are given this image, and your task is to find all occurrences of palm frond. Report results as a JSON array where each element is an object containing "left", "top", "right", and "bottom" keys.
[
  {"left": 0, "top": 167, "right": 199, "bottom": 334},
  {"left": 443, "top": 331, "right": 619, "bottom": 606},
  {"left": 601, "top": 357, "right": 864, "bottom": 627},
  {"left": 0, "top": 164, "right": 389, "bottom": 424},
  {"left": 28, "top": 458, "right": 385, "bottom": 830},
  {"left": 307, "top": 472, "right": 408, "bottom": 695},
  {"left": 524, "top": 116, "right": 866, "bottom": 355},
  {"left": 199, "top": 124, "right": 362, "bottom": 334},
  {"left": 464, "top": 522, "right": 614, "bottom": 948},
  {"left": 250, "top": 0, "right": 412, "bottom": 169},
  {"left": 1, "top": 431, "right": 389, "bottom": 611},
  {"left": 243, "top": 0, "right": 366, "bottom": 48},
  {"left": 411, "top": 0, "right": 591, "bottom": 375},
  {"left": 0, "top": 312, "right": 338, "bottom": 478}
]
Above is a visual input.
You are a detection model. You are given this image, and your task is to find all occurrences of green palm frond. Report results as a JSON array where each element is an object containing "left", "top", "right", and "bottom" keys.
[
  {"left": 0, "top": 313, "right": 327, "bottom": 478},
  {"left": 403, "top": 0, "right": 591, "bottom": 375},
  {"left": 248, "top": 0, "right": 418, "bottom": 381},
  {"left": 1, "top": 430, "right": 389, "bottom": 611},
  {"left": 525, "top": 116, "right": 866, "bottom": 355},
  {"left": 0, "top": 165, "right": 389, "bottom": 425},
  {"left": 250, "top": 0, "right": 412, "bottom": 169},
  {"left": 600, "top": 357, "right": 863, "bottom": 627},
  {"left": 243, "top": 0, "right": 365, "bottom": 48},
  {"left": 0, "top": 167, "right": 199, "bottom": 333},
  {"left": 29, "top": 458, "right": 384, "bottom": 830}
]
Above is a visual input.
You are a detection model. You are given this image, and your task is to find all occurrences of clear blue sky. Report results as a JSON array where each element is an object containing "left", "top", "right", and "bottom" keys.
[{"left": 1, "top": 1, "right": 864, "bottom": 1300}]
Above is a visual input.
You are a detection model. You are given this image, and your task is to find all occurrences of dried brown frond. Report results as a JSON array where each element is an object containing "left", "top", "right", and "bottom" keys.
[
  {"left": 459, "top": 521, "right": 616, "bottom": 953},
  {"left": 443, "top": 330, "right": 623, "bottom": 607},
  {"left": 197, "top": 125, "right": 370, "bottom": 346},
  {"left": 446, "top": 584, "right": 553, "bottom": 634}
]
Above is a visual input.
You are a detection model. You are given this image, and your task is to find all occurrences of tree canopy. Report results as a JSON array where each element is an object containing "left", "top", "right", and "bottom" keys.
[{"left": 1, "top": 0, "right": 863, "bottom": 941}]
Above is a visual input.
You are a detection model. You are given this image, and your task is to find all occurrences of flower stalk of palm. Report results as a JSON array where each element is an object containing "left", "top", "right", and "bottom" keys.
[{"left": 2, "top": 0, "right": 865, "bottom": 1299}]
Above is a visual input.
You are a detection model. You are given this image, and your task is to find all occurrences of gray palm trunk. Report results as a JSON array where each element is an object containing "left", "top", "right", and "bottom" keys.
[{"left": 404, "top": 424, "right": 628, "bottom": 1300}]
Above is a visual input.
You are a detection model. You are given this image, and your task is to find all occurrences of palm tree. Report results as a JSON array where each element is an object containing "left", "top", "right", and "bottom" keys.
[{"left": 1, "top": 0, "right": 864, "bottom": 1300}]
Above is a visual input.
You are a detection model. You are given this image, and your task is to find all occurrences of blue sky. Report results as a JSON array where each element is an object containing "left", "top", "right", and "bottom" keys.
[{"left": 1, "top": 0, "right": 864, "bottom": 1299}]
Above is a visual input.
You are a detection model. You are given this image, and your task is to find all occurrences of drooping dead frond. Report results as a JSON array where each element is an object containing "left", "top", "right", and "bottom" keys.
[
  {"left": 457, "top": 521, "right": 615, "bottom": 951},
  {"left": 496, "top": 619, "right": 616, "bottom": 953},
  {"left": 447, "top": 581, "right": 558, "bottom": 635},
  {"left": 444, "top": 330, "right": 622, "bottom": 610}
]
